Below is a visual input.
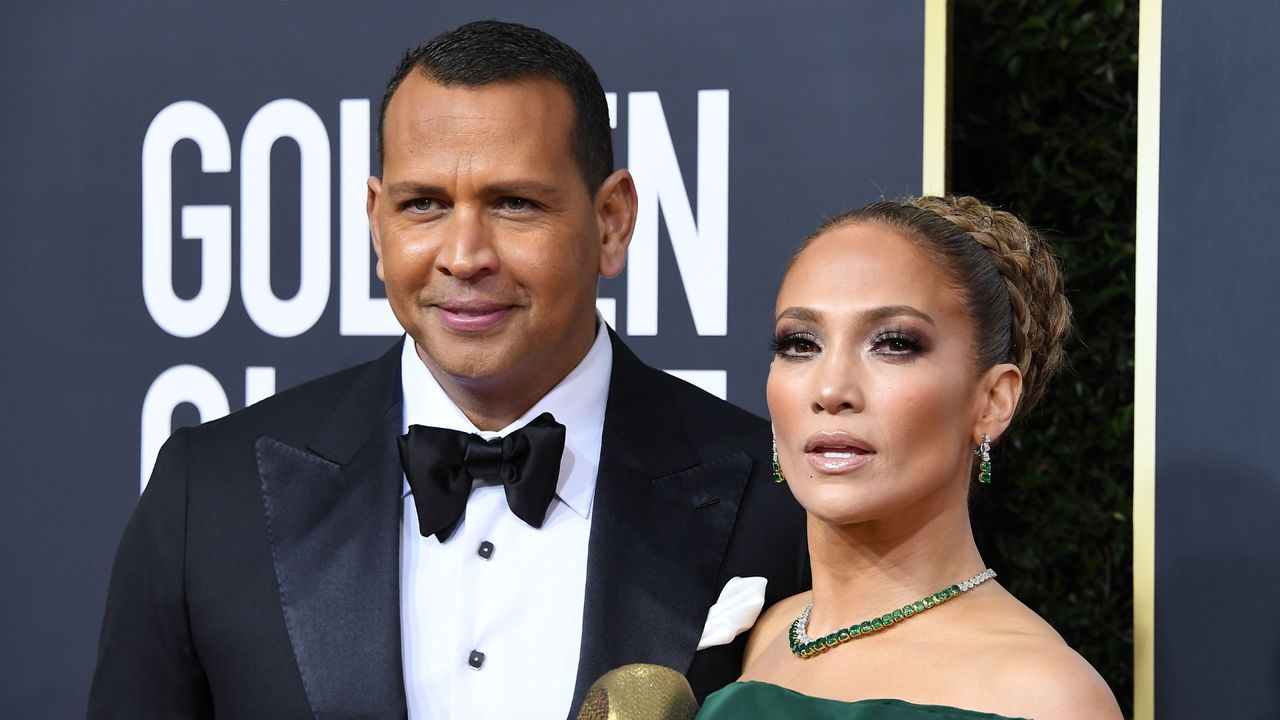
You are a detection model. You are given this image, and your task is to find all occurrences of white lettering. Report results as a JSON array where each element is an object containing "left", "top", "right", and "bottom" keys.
[
  {"left": 596, "top": 298, "right": 617, "bottom": 329},
  {"left": 141, "top": 101, "right": 232, "bottom": 338},
  {"left": 605, "top": 92, "right": 618, "bottom": 129},
  {"left": 244, "top": 366, "right": 277, "bottom": 407},
  {"left": 339, "top": 99, "right": 400, "bottom": 335},
  {"left": 139, "top": 365, "right": 230, "bottom": 492},
  {"left": 240, "top": 99, "right": 331, "bottom": 338},
  {"left": 626, "top": 90, "right": 729, "bottom": 336}
]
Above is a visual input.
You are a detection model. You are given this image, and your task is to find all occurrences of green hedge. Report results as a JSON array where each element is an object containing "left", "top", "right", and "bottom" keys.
[{"left": 950, "top": 1, "right": 1136, "bottom": 716}]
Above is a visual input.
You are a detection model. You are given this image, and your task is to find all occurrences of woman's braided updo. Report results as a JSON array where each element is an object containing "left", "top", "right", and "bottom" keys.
[{"left": 799, "top": 195, "right": 1072, "bottom": 417}]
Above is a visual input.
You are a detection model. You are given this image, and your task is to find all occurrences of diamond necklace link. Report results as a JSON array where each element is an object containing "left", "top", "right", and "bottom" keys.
[{"left": 789, "top": 568, "right": 997, "bottom": 658}]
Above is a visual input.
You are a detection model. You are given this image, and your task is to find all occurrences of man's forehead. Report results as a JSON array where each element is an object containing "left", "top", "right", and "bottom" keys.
[
  {"left": 381, "top": 80, "right": 585, "bottom": 192},
  {"left": 386, "top": 74, "right": 574, "bottom": 132}
]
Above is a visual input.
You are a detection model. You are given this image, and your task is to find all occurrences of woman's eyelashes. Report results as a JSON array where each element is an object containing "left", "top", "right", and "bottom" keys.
[
  {"left": 770, "top": 331, "right": 821, "bottom": 358},
  {"left": 868, "top": 328, "right": 926, "bottom": 357}
]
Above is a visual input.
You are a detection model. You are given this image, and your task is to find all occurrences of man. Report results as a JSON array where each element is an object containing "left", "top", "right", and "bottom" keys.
[{"left": 90, "top": 20, "right": 807, "bottom": 719}]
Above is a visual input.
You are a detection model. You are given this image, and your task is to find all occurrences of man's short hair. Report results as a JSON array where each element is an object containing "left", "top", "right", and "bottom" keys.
[{"left": 378, "top": 20, "right": 615, "bottom": 193}]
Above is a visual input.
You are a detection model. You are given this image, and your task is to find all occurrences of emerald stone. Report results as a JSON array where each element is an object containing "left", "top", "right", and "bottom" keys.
[
  {"left": 980, "top": 461, "right": 992, "bottom": 472},
  {"left": 979, "top": 472, "right": 991, "bottom": 484},
  {"left": 790, "top": 569, "right": 994, "bottom": 659}
]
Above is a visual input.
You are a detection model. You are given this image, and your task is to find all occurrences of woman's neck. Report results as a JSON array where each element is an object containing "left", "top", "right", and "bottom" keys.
[{"left": 803, "top": 490, "right": 986, "bottom": 635}]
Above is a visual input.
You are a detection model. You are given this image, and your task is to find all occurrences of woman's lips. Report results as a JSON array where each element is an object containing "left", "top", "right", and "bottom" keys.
[
  {"left": 802, "top": 432, "right": 875, "bottom": 474},
  {"left": 805, "top": 449, "right": 874, "bottom": 474},
  {"left": 433, "top": 302, "right": 514, "bottom": 332}
]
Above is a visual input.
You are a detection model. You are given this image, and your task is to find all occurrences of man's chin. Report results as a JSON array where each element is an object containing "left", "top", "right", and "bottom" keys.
[{"left": 413, "top": 338, "right": 510, "bottom": 384}]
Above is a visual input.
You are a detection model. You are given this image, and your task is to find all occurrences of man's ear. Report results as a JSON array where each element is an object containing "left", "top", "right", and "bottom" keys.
[
  {"left": 594, "top": 169, "right": 637, "bottom": 278},
  {"left": 975, "top": 362, "right": 1023, "bottom": 444},
  {"left": 367, "top": 176, "right": 386, "bottom": 281}
]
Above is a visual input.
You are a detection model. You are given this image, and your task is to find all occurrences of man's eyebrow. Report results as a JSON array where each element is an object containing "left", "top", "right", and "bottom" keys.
[
  {"left": 484, "top": 181, "right": 562, "bottom": 198},
  {"left": 385, "top": 182, "right": 447, "bottom": 197},
  {"left": 384, "top": 180, "right": 563, "bottom": 199}
]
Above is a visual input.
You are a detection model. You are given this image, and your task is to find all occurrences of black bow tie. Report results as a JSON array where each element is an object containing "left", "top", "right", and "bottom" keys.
[{"left": 398, "top": 412, "right": 567, "bottom": 542}]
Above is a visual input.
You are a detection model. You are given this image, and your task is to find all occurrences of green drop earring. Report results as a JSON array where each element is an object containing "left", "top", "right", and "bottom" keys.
[
  {"left": 772, "top": 435, "right": 786, "bottom": 483},
  {"left": 976, "top": 434, "right": 992, "bottom": 484}
]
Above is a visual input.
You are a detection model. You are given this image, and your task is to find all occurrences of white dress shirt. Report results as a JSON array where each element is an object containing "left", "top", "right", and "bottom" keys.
[{"left": 399, "top": 324, "right": 612, "bottom": 720}]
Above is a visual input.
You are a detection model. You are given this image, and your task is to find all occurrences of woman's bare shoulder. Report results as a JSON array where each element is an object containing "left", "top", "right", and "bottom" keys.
[
  {"left": 964, "top": 597, "right": 1122, "bottom": 720},
  {"left": 742, "top": 591, "right": 810, "bottom": 670},
  {"left": 985, "top": 634, "right": 1122, "bottom": 720}
]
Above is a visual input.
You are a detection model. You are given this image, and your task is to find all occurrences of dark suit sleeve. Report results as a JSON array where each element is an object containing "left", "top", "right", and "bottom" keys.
[{"left": 88, "top": 428, "right": 214, "bottom": 719}]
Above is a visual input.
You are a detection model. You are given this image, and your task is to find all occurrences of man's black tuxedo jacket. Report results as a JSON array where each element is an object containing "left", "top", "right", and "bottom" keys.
[{"left": 89, "top": 333, "right": 809, "bottom": 719}]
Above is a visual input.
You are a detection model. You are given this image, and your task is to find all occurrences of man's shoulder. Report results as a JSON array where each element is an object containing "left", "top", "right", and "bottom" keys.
[
  {"left": 644, "top": 367, "right": 766, "bottom": 432},
  {"left": 610, "top": 340, "right": 768, "bottom": 450}
]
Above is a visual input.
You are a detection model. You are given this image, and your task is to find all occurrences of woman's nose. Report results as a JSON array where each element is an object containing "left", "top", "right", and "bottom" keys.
[{"left": 811, "top": 353, "right": 865, "bottom": 415}]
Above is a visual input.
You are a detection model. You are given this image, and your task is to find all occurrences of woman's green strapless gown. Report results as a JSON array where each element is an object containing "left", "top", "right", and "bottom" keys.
[{"left": 698, "top": 681, "right": 1026, "bottom": 719}]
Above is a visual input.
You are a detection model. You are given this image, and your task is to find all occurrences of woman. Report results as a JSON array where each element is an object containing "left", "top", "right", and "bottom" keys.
[{"left": 699, "top": 197, "right": 1121, "bottom": 719}]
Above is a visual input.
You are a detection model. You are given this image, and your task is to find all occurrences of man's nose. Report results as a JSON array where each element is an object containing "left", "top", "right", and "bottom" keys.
[
  {"left": 435, "top": 207, "right": 499, "bottom": 279},
  {"left": 811, "top": 352, "right": 866, "bottom": 415}
]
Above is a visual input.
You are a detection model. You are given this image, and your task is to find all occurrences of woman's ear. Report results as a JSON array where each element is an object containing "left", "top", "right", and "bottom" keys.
[{"left": 976, "top": 363, "right": 1023, "bottom": 443}]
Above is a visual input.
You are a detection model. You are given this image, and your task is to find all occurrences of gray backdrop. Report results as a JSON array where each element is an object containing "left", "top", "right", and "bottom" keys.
[
  {"left": 0, "top": 2, "right": 926, "bottom": 715},
  {"left": 1155, "top": 0, "right": 1280, "bottom": 717}
]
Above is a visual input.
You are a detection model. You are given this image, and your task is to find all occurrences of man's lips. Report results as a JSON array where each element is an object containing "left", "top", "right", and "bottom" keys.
[
  {"left": 431, "top": 300, "right": 517, "bottom": 332},
  {"left": 802, "top": 431, "right": 875, "bottom": 474}
]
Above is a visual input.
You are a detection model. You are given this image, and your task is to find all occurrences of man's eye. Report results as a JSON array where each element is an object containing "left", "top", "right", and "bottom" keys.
[
  {"left": 407, "top": 198, "right": 435, "bottom": 213},
  {"left": 500, "top": 197, "right": 531, "bottom": 212}
]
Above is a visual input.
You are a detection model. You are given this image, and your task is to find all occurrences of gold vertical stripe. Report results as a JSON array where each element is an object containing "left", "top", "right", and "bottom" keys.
[
  {"left": 922, "top": 0, "right": 949, "bottom": 195},
  {"left": 1134, "top": 0, "right": 1160, "bottom": 718}
]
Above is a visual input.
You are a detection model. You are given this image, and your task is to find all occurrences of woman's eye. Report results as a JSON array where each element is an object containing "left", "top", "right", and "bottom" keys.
[
  {"left": 770, "top": 333, "right": 820, "bottom": 357},
  {"left": 872, "top": 333, "right": 922, "bottom": 355}
]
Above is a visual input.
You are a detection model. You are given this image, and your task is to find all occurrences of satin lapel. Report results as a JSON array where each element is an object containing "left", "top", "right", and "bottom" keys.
[
  {"left": 569, "top": 333, "right": 753, "bottom": 713},
  {"left": 258, "top": 341, "right": 408, "bottom": 719}
]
